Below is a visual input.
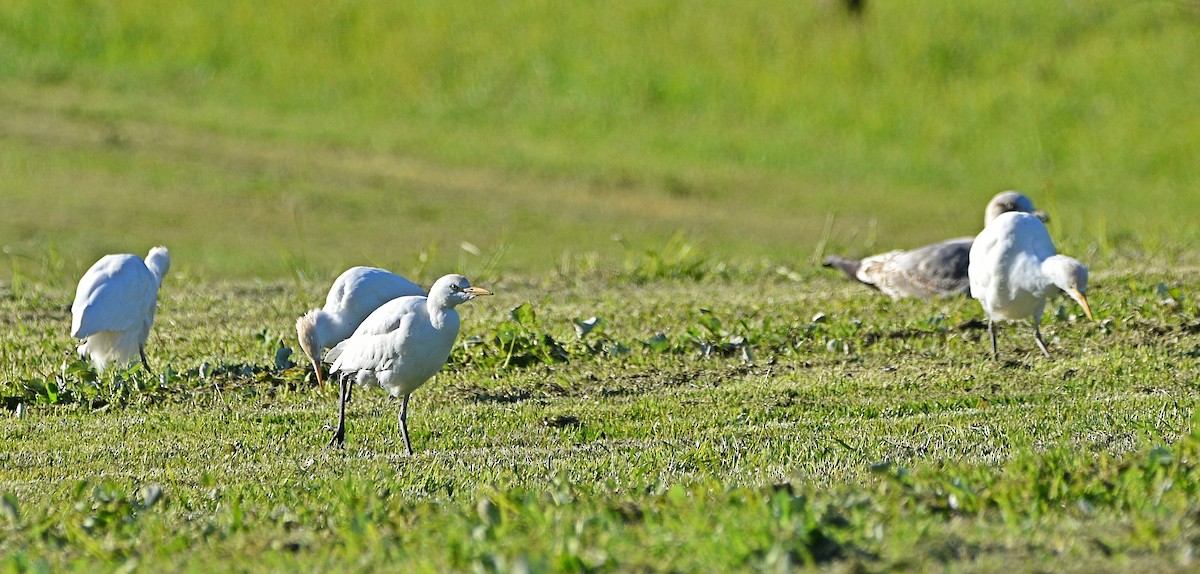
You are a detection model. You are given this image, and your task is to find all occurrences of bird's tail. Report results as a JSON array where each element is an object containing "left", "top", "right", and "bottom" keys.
[
  {"left": 78, "top": 330, "right": 142, "bottom": 372},
  {"left": 822, "top": 255, "right": 863, "bottom": 282}
]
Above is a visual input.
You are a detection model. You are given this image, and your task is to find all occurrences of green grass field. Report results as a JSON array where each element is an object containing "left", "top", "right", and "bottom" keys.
[{"left": 3, "top": 1, "right": 1200, "bottom": 571}]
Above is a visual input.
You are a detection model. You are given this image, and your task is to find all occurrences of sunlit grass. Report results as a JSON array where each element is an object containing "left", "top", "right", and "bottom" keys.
[
  {"left": 2, "top": 257, "right": 1199, "bottom": 570},
  {"left": 2, "top": 0, "right": 1200, "bottom": 569}
]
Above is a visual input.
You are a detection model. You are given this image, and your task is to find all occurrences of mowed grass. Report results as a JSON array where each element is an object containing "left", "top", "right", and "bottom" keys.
[
  {"left": 3, "top": 0, "right": 1200, "bottom": 571},
  {"left": 2, "top": 260, "right": 1200, "bottom": 571}
]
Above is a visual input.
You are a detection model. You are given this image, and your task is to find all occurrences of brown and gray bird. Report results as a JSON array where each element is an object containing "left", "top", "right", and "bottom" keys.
[{"left": 823, "top": 191, "right": 1048, "bottom": 299}]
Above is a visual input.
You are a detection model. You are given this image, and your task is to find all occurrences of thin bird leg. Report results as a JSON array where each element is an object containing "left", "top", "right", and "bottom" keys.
[
  {"left": 988, "top": 320, "right": 999, "bottom": 361},
  {"left": 1033, "top": 324, "right": 1052, "bottom": 359},
  {"left": 399, "top": 395, "right": 413, "bottom": 456},
  {"left": 139, "top": 348, "right": 152, "bottom": 373},
  {"left": 344, "top": 378, "right": 353, "bottom": 404},
  {"left": 328, "top": 373, "right": 348, "bottom": 448}
]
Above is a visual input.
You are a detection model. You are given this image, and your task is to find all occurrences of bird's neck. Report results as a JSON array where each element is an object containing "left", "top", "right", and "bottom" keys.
[
  {"left": 427, "top": 299, "right": 450, "bottom": 329},
  {"left": 311, "top": 311, "right": 346, "bottom": 342},
  {"left": 1038, "top": 256, "right": 1074, "bottom": 295}
]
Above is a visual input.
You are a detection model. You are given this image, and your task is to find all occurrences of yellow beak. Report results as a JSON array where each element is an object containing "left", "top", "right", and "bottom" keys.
[
  {"left": 464, "top": 286, "right": 493, "bottom": 296},
  {"left": 1068, "top": 288, "right": 1094, "bottom": 321},
  {"left": 311, "top": 357, "right": 325, "bottom": 386}
]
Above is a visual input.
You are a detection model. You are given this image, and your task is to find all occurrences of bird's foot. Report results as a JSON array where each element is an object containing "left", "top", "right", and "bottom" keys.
[{"left": 324, "top": 424, "right": 346, "bottom": 448}]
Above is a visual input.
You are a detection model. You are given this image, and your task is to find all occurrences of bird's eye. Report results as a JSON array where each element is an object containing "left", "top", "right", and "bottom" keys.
[{"left": 451, "top": 284, "right": 462, "bottom": 292}]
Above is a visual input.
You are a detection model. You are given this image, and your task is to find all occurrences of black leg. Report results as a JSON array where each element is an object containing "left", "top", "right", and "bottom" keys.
[
  {"left": 140, "top": 348, "right": 152, "bottom": 373},
  {"left": 344, "top": 378, "right": 353, "bottom": 404},
  {"left": 399, "top": 394, "right": 413, "bottom": 456},
  {"left": 1034, "top": 324, "right": 1051, "bottom": 359},
  {"left": 328, "top": 373, "right": 348, "bottom": 448},
  {"left": 988, "top": 320, "right": 999, "bottom": 361}
]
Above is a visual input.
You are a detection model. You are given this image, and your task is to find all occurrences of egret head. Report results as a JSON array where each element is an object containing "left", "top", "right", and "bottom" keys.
[
  {"left": 296, "top": 310, "right": 327, "bottom": 385},
  {"left": 145, "top": 246, "right": 171, "bottom": 285},
  {"left": 985, "top": 191, "right": 1049, "bottom": 225},
  {"left": 429, "top": 274, "right": 493, "bottom": 308},
  {"left": 1043, "top": 255, "right": 1094, "bottom": 321}
]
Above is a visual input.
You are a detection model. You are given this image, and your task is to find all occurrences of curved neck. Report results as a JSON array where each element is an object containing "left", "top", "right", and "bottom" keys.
[
  {"left": 1038, "top": 255, "right": 1074, "bottom": 294},
  {"left": 144, "top": 255, "right": 170, "bottom": 285},
  {"left": 427, "top": 298, "right": 450, "bottom": 329}
]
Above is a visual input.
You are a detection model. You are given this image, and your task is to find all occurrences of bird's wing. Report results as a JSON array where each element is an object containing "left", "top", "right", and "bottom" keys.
[
  {"left": 71, "top": 255, "right": 157, "bottom": 339},
  {"left": 887, "top": 237, "right": 974, "bottom": 297},
  {"left": 323, "top": 297, "right": 427, "bottom": 368},
  {"left": 968, "top": 222, "right": 1004, "bottom": 300},
  {"left": 325, "top": 267, "right": 426, "bottom": 321},
  {"left": 328, "top": 308, "right": 430, "bottom": 373},
  {"left": 348, "top": 296, "right": 428, "bottom": 336},
  {"left": 855, "top": 250, "right": 908, "bottom": 298}
]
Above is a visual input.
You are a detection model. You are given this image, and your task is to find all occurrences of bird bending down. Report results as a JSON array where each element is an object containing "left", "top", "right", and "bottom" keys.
[
  {"left": 823, "top": 191, "right": 1049, "bottom": 299},
  {"left": 71, "top": 246, "right": 171, "bottom": 372},
  {"left": 296, "top": 266, "right": 426, "bottom": 386},
  {"left": 324, "top": 274, "right": 492, "bottom": 454},
  {"left": 968, "top": 212, "right": 1094, "bottom": 359}
]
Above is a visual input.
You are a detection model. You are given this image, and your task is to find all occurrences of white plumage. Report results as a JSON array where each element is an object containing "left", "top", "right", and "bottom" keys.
[
  {"left": 296, "top": 266, "right": 426, "bottom": 385},
  {"left": 824, "top": 191, "right": 1049, "bottom": 299},
  {"left": 71, "top": 246, "right": 171, "bottom": 372},
  {"left": 324, "top": 273, "right": 492, "bottom": 453},
  {"left": 968, "top": 212, "right": 1094, "bottom": 359}
]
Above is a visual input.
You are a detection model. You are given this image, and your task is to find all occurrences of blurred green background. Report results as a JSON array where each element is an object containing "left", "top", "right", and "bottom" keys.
[{"left": 1, "top": 0, "right": 1197, "bottom": 280}]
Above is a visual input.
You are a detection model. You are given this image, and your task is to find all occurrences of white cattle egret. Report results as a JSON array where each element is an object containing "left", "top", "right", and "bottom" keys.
[
  {"left": 968, "top": 212, "right": 1094, "bottom": 359},
  {"left": 824, "top": 191, "right": 1049, "bottom": 299},
  {"left": 296, "top": 266, "right": 426, "bottom": 385},
  {"left": 324, "top": 274, "right": 492, "bottom": 453},
  {"left": 71, "top": 246, "right": 171, "bottom": 372}
]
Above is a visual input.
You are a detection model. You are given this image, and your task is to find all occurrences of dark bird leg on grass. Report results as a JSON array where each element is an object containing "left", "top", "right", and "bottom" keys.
[
  {"left": 989, "top": 321, "right": 999, "bottom": 360},
  {"left": 399, "top": 395, "right": 413, "bottom": 456},
  {"left": 140, "top": 347, "right": 152, "bottom": 373},
  {"left": 328, "top": 373, "right": 348, "bottom": 448},
  {"left": 1033, "top": 325, "right": 1052, "bottom": 359}
]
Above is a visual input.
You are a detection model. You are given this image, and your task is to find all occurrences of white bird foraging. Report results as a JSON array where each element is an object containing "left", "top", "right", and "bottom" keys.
[
  {"left": 71, "top": 246, "right": 171, "bottom": 372},
  {"left": 296, "top": 266, "right": 426, "bottom": 386},
  {"left": 968, "top": 212, "right": 1094, "bottom": 359},
  {"left": 323, "top": 274, "right": 492, "bottom": 453},
  {"left": 823, "top": 191, "right": 1049, "bottom": 299}
]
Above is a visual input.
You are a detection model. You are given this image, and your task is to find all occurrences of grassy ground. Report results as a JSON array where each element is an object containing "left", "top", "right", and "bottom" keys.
[
  {"left": 3, "top": 0, "right": 1200, "bottom": 571},
  {"left": 3, "top": 261, "right": 1200, "bottom": 571}
]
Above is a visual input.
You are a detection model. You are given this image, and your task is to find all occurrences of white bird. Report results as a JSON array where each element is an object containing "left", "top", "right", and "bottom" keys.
[
  {"left": 296, "top": 266, "right": 426, "bottom": 386},
  {"left": 323, "top": 274, "right": 492, "bottom": 453},
  {"left": 71, "top": 246, "right": 171, "bottom": 372},
  {"left": 823, "top": 191, "right": 1049, "bottom": 299},
  {"left": 968, "top": 211, "right": 1094, "bottom": 359}
]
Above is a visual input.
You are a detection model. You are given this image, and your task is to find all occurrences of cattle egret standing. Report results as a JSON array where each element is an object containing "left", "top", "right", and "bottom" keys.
[
  {"left": 824, "top": 191, "right": 1049, "bottom": 299},
  {"left": 968, "top": 212, "right": 1094, "bottom": 359},
  {"left": 296, "top": 267, "right": 426, "bottom": 385},
  {"left": 71, "top": 246, "right": 171, "bottom": 372},
  {"left": 324, "top": 274, "right": 492, "bottom": 454}
]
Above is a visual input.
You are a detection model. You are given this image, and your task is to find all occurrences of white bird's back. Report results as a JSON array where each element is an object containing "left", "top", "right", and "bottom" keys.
[
  {"left": 71, "top": 247, "right": 170, "bottom": 371},
  {"left": 72, "top": 254, "right": 158, "bottom": 339},
  {"left": 328, "top": 294, "right": 460, "bottom": 397},
  {"left": 322, "top": 267, "right": 426, "bottom": 342},
  {"left": 969, "top": 212, "right": 1059, "bottom": 321}
]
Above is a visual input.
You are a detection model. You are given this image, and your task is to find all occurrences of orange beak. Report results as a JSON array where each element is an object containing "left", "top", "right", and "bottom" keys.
[
  {"left": 1067, "top": 288, "right": 1095, "bottom": 321},
  {"left": 311, "top": 358, "right": 325, "bottom": 386}
]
